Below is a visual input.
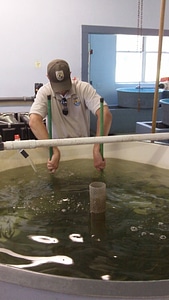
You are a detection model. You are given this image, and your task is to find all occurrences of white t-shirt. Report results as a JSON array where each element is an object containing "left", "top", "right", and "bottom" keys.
[{"left": 29, "top": 78, "right": 107, "bottom": 138}]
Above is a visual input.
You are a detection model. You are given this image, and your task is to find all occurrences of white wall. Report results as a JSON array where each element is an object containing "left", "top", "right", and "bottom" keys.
[{"left": 0, "top": 0, "right": 168, "bottom": 97}]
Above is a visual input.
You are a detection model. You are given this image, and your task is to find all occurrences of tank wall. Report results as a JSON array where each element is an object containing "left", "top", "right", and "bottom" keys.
[
  {"left": 117, "top": 89, "right": 162, "bottom": 108},
  {"left": 160, "top": 99, "right": 169, "bottom": 126},
  {"left": 1, "top": 142, "right": 169, "bottom": 172}
]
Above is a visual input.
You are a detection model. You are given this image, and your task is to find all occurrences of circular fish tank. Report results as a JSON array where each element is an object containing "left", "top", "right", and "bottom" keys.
[
  {"left": 160, "top": 98, "right": 169, "bottom": 126},
  {"left": 116, "top": 88, "right": 162, "bottom": 109},
  {"left": 1, "top": 142, "right": 169, "bottom": 300}
]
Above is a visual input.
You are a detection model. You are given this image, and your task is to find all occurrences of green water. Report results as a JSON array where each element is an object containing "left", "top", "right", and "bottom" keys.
[{"left": 0, "top": 158, "right": 169, "bottom": 281}]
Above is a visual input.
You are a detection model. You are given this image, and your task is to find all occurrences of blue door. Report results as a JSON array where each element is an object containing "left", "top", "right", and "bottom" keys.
[{"left": 88, "top": 34, "right": 116, "bottom": 106}]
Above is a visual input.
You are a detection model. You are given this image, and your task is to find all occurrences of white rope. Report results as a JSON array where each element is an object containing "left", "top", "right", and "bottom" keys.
[{"left": 2, "top": 132, "right": 169, "bottom": 150}]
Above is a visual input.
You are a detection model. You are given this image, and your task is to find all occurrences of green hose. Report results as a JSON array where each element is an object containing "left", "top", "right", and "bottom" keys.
[
  {"left": 100, "top": 97, "right": 104, "bottom": 159},
  {"left": 47, "top": 95, "right": 53, "bottom": 159}
]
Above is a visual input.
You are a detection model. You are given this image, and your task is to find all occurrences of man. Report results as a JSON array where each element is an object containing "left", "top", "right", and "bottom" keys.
[{"left": 29, "top": 59, "right": 112, "bottom": 173}]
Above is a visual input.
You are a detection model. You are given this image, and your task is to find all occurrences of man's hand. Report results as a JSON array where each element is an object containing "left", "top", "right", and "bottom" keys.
[
  {"left": 29, "top": 114, "right": 61, "bottom": 173},
  {"left": 47, "top": 148, "right": 61, "bottom": 173},
  {"left": 93, "top": 144, "right": 105, "bottom": 171},
  {"left": 93, "top": 105, "right": 112, "bottom": 171}
]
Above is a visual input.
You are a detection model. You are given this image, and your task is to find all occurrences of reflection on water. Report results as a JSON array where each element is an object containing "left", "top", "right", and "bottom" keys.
[
  {"left": 28, "top": 235, "right": 59, "bottom": 244},
  {"left": 0, "top": 158, "right": 169, "bottom": 281},
  {"left": 0, "top": 247, "right": 73, "bottom": 268}
]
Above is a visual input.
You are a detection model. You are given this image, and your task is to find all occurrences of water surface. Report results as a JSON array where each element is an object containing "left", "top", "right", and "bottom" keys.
[{"left": 0, "top": 158, "right": 169, "bottom": 281}]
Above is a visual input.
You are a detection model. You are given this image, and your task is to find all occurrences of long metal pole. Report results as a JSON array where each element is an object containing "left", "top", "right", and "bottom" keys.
[
  {"left": 100, "top": 98, "right": 104, "bottom": 159},
  {"left": 152, "top": 0, "right": 166, "bottom": 133},
  {"left": 2, "top": 132, "right": 169, "bottom": 150},
  {"left": 47, "top": 95, "right": 53, "bottom": 159}
]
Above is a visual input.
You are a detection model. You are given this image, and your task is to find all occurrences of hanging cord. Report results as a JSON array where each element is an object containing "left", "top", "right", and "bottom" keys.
[
  {"left": 137, "top": 0, "right": 143, "bottom": 38},
  {"left": 137, "top": 0, "right": 144, "bottom": 111}
]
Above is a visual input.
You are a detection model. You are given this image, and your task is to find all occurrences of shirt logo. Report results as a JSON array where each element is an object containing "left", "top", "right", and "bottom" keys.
[
  {"left": 55, "top": 70, "right": 64, "bottom": 81},
  {"left": 72, "top": 95, "right": 81, "bottom": 106}
]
